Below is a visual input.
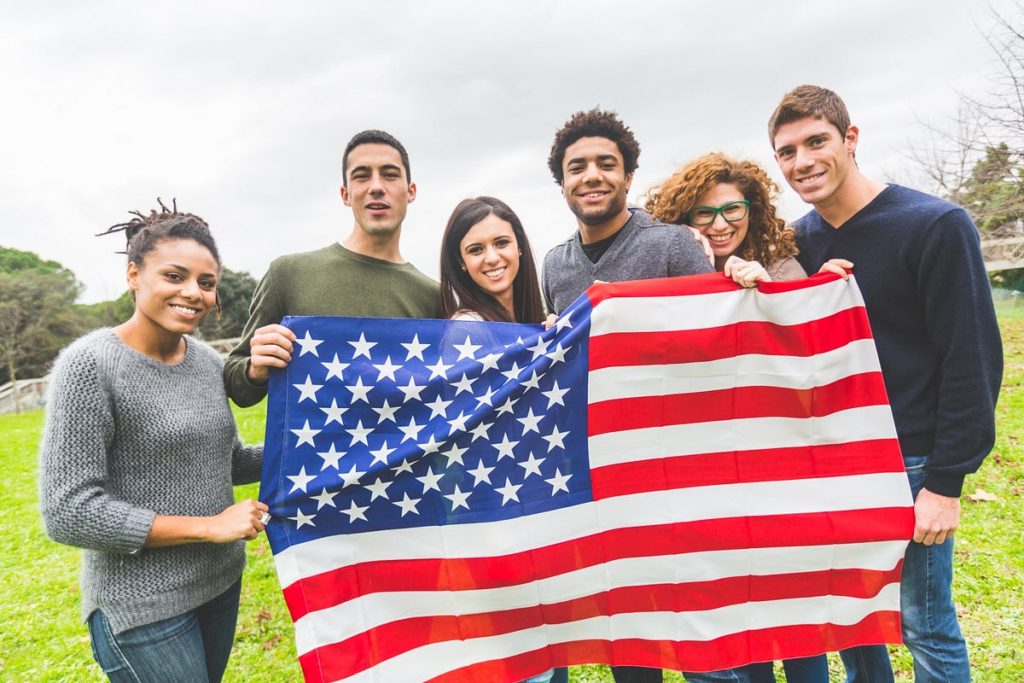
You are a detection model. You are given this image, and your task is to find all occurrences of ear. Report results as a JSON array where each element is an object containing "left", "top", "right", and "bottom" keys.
[
  {"left": 624, "top": 172, "right": 634, "bottom": 193},
  {"left": 407, "top": 182, "right": 417, "bottom": 204},
  {"left": 340, "top": 185, "right": 351, "bottom": 207},
  {"left": 844, "top": 125, "right": 860, "bottom": 157},
  {"left": 126, "top": 261, "right": 141, "bottom": 292}
]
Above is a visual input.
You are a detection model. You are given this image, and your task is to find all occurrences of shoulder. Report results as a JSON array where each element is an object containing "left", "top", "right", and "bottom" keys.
[
  {"left": 266, "top": 244, "right": 340, "bottom": 275},
  {"left": 766, "top": 256, "right": 807, "bottom": 281},
  {"left": 398, "top": 262, "right": 440, "bottom": 289},
  {"left": 52, "top": 329, "right": 119, "bottom": 371},
  {"left": 543, "top": 235, "right": 580, "bottom": 268},
  {"left": 628, "top": 209, "right": 691, "bottom": 240},
  {"left": 187, "top": 337, "right": 225, "bottom": 368},
  {"left": 451, "top": 310, "right": 484, "bottom": 322}
]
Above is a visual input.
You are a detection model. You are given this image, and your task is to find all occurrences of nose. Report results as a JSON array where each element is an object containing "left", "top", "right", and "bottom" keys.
[
  {"left": 709, "top": 212, "right": 729, "bottom": 231},
  {"left": 368, "top": 171, "right": 385, "bottom": 194},
  {"left": 179, "top": 278, "right": 200, "bottom": 299},
  {"left": 795, "top": 145, "right": 815, "bottom": 170},
  {"left": 582, "top": 161, "right": 601, "bottom": 183},
  {"left": 483, "top": 245, "right": 500, "bottom": 263}
]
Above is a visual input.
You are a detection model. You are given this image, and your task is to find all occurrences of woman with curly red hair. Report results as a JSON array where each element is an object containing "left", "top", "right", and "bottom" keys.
[{"left": 646, "top": 152, "right": 806, "bottom": 287}]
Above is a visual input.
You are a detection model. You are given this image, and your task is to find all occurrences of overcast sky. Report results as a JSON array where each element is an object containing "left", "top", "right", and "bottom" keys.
[{"left": 1, "top": 1, "right": 1017, "bottom": 303}]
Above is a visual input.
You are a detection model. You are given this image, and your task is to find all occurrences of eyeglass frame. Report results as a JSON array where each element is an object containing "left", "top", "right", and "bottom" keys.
[{"left": 688, "top": 199, "right": 750, "bottom": 227}]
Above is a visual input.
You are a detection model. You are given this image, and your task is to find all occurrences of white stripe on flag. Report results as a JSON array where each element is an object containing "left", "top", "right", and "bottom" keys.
[{"left": 587, "top": 339, "right": 883, "bottom": 403}]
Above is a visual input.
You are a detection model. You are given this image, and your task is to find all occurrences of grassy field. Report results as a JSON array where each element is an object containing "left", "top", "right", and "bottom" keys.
[{"left": 2, "top": 314, "right": 1021, "bottom": 682}]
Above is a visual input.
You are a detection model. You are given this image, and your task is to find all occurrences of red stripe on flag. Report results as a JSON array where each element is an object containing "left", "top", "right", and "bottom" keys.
[
  {"left": 588, "top": 308, "right": 873, "bottom": 371},
  {"left": 302, "top": 566, "right": 901, "bottom": 681},
  {"left": 281, "top": 507, "right": 912, "bottom": 621},
  {"left": 585, "top": 271, "right": 844, "bottom": 308},
  {"left": 588, "top": 373, "right": 889, "bottom": 436},
  {"left": 589, "top": 440, "right": 906, "bottom": 499}
]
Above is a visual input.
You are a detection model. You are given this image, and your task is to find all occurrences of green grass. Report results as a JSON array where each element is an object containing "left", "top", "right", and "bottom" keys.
[{"left": 3, "top": 317, "right": 1022, "bottom": 681}]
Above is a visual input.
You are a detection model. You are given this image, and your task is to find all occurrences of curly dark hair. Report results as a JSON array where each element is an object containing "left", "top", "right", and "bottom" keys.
[
  {"left": 439, "top": 197, "right": 545, "bottom": 324},
  {"left": 98, "top": 198, "right": 220, "bottom": 268},
  {"left": 645, "top": 153, "right": 798, "bottom": 268},
  {"left": 547, "top": 108, "right": 640, "bottom": 184}
]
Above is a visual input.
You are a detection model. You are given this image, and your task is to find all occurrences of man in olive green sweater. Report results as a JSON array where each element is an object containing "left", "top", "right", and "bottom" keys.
[{"left": 224, "top": 130, "right": 441, "bottom": 407}]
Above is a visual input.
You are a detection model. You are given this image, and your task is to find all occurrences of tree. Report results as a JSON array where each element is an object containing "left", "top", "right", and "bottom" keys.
[
  {"left": 198, "top": 267, "right": 258, "bottom": 341},
  {"left": 0, "top": 268, "right": 82, "bottom": 409}
]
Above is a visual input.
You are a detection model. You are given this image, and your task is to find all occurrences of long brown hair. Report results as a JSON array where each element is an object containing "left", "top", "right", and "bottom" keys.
[
  {"left": 439, "top": 197, "right": 545, "bottom": 324},
  {"left": 645, "top": 153, "right": 798, "bottom": 267}
]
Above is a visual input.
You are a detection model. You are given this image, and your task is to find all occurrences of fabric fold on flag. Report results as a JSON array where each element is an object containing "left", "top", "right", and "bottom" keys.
[{"left": 259, "top": 271, "right": 914, "bottom": 683}]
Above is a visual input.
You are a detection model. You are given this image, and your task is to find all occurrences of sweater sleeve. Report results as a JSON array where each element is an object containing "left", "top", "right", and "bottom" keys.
[
  {"left": 767, "top": 256, "right": 808, "bottom": 282},
  {"left": 223, "top": 260, "right": 284, "bottom": 407},
  {"left": 666, "top": 228, "right": 715, "bottom": 277},
  {"left": 39, "top": 344, "right": 156, "bottom": 554},
  {"left": 231, "top": 440, "right": 264, "bottom": 486},
  {"left": 915, "top": 209, "right": 1003, "bottom": 496}
]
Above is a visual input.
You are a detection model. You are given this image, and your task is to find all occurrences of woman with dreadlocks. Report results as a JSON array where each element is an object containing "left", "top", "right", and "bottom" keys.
[
  {"left": 39, "top": 200, "right": 266, "bottom": 683},
  {"left": 647, "top": 158, "right": 828, "bottom": 682}
]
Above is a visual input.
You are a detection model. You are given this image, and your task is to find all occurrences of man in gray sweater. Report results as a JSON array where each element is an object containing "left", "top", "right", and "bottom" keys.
[
  {"left": 542, "top": 109, "right": 713, "bottom": 316},
  {"left": 541, "top": 110, "right": 733, "bottom": 683}
]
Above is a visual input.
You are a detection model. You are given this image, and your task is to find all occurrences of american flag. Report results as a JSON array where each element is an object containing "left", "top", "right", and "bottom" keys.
[{"left": 259, "top": 272, "right": 914, "bottom": 682}]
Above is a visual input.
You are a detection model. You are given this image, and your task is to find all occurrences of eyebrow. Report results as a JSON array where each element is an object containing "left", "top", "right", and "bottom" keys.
[
  {"left": 565, "top": 154, "right": 620, "bottom": 166},
  {"left": 349, "top": 163, "right": 403, "bottom": 176},
  {"left": 165, "top": 263, "right": 217, "bottom": 277}
]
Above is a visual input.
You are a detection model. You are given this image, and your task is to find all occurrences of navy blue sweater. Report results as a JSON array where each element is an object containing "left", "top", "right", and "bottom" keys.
[{"left": 794, "top": 184, "right": 1002, "bottom": 497}]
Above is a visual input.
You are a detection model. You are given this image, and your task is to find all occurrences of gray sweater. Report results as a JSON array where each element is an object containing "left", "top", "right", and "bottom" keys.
[
  {"left": 542, "top": 208, "right": 715, "bottom": 314},
  {"left": 39, "top": 329, "right": 262, "bottom": 634}
]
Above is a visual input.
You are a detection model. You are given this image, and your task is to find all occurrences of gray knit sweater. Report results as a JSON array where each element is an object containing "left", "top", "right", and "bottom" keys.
[
  {"left": 542, "top": 208, "right": 715, "bottom": 314},
  {"left": 39, "top": 329, "right": 262, "bottom": 634}
]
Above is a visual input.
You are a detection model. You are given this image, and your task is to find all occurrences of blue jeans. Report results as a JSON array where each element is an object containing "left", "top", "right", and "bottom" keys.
[
  {"left": 88, "top": 578, "right": 242, "bottom": 682},
  {"left": 840, "top": 455, "right": 971, "bottom": 683},
  {"left": 745, "top": 655, "right": 829, "bottom": 681}
]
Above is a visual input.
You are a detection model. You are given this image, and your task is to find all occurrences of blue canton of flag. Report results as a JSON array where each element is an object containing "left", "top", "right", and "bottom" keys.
[{"left": 261, "top": 301, "right": 592, "bottom": 551}]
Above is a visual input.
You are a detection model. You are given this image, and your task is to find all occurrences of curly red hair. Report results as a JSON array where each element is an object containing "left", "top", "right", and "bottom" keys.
[{"left": 645, "top": 153, "right": 798, "bottom": 267}]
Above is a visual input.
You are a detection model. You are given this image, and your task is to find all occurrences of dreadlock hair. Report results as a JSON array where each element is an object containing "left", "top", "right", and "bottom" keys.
[
  {"left": 439, "top": 196, "right": 546, "bottom": 325},
  {"left": 767, "top": 84, "right": 851, "bottom": 148},
  {"left": 645, "top": 153, "right": 798, "bottom": 268},
  {"left": 547, "top": 108, "right": 641, "bottom": 185},
  {"left": 342, "top": 129, "right": 411, "bottom": 187},
  {"left": 97, "top": 198, "right": 223, "bottom": 313}
]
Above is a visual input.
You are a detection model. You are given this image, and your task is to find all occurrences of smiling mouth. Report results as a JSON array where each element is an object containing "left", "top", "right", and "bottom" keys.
[
  {"left": 482, "top": 266, "right": 508, "bottom": 279},
  {"left": 796, "top": 171, "right": 825, "bottom": 185},
  {"left": 706, "top": 233, "right": 735, "bottom": 246},
  {"left": 171, "top": 304, "right": 200, "bottom": 315},
  {"left": 578, "top": 191, "right": 609, "bottom": 200},
  {"left": 366, "top": 202, "right": 390, "bottom": 211}
]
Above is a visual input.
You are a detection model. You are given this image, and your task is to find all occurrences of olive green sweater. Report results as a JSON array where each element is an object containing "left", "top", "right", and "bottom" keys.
[{"left": 224, "top": 243, "right": 440, "bottom": 406}]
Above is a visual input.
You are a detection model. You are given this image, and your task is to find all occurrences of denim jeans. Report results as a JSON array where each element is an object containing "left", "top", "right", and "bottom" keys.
[
  {"left": 840, "top": 455, "right": 971, "bottom": 683},
  {"left": 744, "top": 655, "right": 829, "bottom": 682},
  {"left": 87, "top": 578, "right": 242, "bottom": 682}
]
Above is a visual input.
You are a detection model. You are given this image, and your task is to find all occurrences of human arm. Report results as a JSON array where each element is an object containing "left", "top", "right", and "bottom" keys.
[
  {"left": 685, "top": 225, "right": 715, "bottom": 267},
  {"left": 144, "top": 499, "right": 269, "bottom": 547},
  {"left": 667, "top": 226, "right": 716, "bottom": 276},
  {"left": 912, "top": 488, "right": 960, "bottom": 545},
  {"left": 223, "top": 263, "right": 294, "bottom": 407},
  {"left": 818, "top": 258, "right": 853, "bottom": 278},
  {"left": 916, "top": 208, "right": 1002, "bottom": 498}
]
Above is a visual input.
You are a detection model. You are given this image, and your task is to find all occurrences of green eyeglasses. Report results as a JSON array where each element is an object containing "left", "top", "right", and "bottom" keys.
[{"left": 689, "top": 199, "right": 750, "bottom": 226}]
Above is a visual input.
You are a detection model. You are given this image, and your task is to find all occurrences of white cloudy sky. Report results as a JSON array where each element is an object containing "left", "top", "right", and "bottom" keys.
[{"left": 1, "top": 0, "right": 1017, "bottom": 302}]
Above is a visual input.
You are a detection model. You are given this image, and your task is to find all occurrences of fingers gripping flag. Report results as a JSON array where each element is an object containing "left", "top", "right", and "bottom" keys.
[{"left": 259, "top": 272, "right": 914, "bottom": 682}]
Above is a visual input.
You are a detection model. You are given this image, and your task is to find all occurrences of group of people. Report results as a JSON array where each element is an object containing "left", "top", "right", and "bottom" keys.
[{"left": 39, "top": 83, "right": 1001, "bottom": 683}]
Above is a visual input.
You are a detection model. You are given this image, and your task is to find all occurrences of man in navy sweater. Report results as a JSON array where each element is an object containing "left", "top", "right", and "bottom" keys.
[{"left": 768, "top": 85, "right": 1002, "bottom": 682}]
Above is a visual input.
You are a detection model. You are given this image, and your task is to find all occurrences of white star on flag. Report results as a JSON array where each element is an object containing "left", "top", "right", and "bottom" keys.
[
  {"left": 495, "top": 477, "right": 523, "bottom": 505},
  {"left": 542, "top": 425, "right": 569, "bottom": 452},
  {"left": 546, "top": 343, "right": 570, "bottom": 366},
  {"left": 444, "top": 485, "right": 472, "bottom": 511},
  {"left": 365, "top": 477, "right": 392, "bottom": 501},
  {"left": 545, "top": 467, "right": 572, "bottom": 494},
  {"left": 466, "top": 460, "right": 495, "bottom": 486},
  {"left": 345, "top": 377, "right": 373, "bottom": 403},
  {"left": 440, "top": 443, "right": 468, "bottom": 468},
  {"left": 295, "top": 330, "right": 324, "bottom": 357},
  {"left": 492, "top": 434, "right": 519, "bottom": 460},
  {"left": 496, "top": 396, "right": 519, "bottom": 416},
  {"left": 392, "top": 458, "right": 414, "bottom": 476},
  {"left": 345, "top": 420, "right": 373, "bottom": 446},
  {"left": 373, "top": 356, "right": 401, "bottom": 381},
  {"left": 554, "top": 312, "right": 573, "bottom": 332},
  {"left": 501, "top": 362, "right": 524, "bottom": 383},
  {"left": 319, "top": 399, "right": 347, "bottom": 426},
  {"left": 469, "top": 420, "right": 492, "bottom": 442},
  {"left": 290, "top": 420, "right": 320, "bottom": 448},
  {"left": 342, "top": 500, "right": 369, "bottom": 523},
  {"left": 400, "top": 334, "right": 430, "bottom": 361},
  {"left": 315, "top": 443, "right": 344, "bottom": 471},
  {"left": 425, "top": 357, "right": 453, "bottom": 379},
  {"left": 321, "top": 353, "right": 349, "bottom": 380},
  {"left": 397, "top": 377, "right": 426, "bottom": 402},
  {"left": 310, "top": 487, "right": 339, "bottom": 510},
  {"left": 541, "top": 381, "right": 569, "bottom": 408},
  {"left": 518, "top": 452, "right": 545, "bottom": 478},
  {"left": 339, "top": 463, "right": 365, "bottom": 488},
  {"left": 348, "top": 332, "right": 377, "bottom": 359},
  {"left": 416, "top": 467, "right": 444, "bottom": 493},
  {"left": 369, "top": 440, "right": 396, "bottom": 465},
  {"left": 522, "top": 370, "right": 543, "bottom": 391},
  {"left": 517, "top": 407, "right": 544, "bottom": 434},
  {"left": 451, "top": 373, "right": 477, "bottom": 395},
  {"left": 399, "top": 417, "right": 425, "bottom": 443},
  {"left": 527, "top": 335, "right": 550, "bottom": 360},
  {"left": 288, "top": 508, "right": 316, "bottom": 529},
  {"left": 287, "top": 466, "right": 316, "bottom": 493},
  {"left": 293, "top": 375, "right": 322, "bottom": 403},
  {"left": 371, "top": 399, "right": 400, "bottom": 423},
  {"left": 394, "top": 492, "right": 422, "bottom": 517},
  {"left": 478, "top": 352, "right": 502, "bottom": 372},
  {"left": 419, "top": 435, "right": 444, "bottom": 455},
  {"left": 447, "top": 410, "right": 471, "bottom": 433},
  {"left": 424, "top": 395, "right": 452, "bottom": 419},
  {"left": 453, "top": 335, "right": 482, "bottom": 360}
]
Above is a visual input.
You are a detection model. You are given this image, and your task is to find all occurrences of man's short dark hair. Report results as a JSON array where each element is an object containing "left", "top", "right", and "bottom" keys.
[
  {"left": 342, "top": 129, "right": 411, "bottom": 186},
  {"left": 547, "top": 108, "right": 641, "bottom": 184},
  {"left": 767, "top": 85, "right": 851, "bottom": 148}
]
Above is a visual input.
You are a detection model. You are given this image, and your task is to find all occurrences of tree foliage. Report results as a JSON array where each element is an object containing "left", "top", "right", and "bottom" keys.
[{"left": 198, "top": 267, "right": 258, "bottom": 341}]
